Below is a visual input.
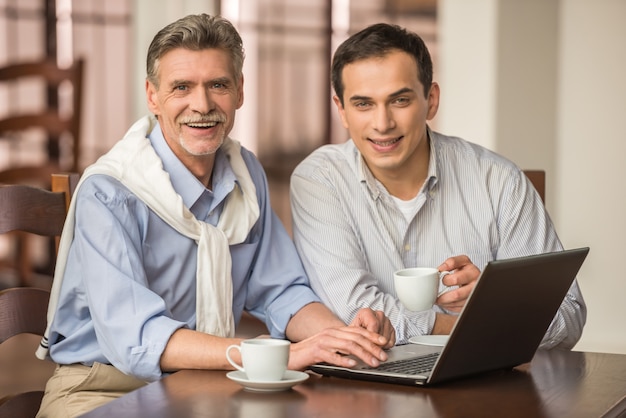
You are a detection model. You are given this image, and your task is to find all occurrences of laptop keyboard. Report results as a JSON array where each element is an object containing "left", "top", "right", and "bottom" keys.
[{"left": 367, "top": 352, "right": 440, "bottom": 375}]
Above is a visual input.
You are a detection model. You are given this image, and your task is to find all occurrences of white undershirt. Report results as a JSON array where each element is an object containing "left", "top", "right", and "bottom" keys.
[{"left": 391, "top": 192, "right": 424, "bottom": 223}]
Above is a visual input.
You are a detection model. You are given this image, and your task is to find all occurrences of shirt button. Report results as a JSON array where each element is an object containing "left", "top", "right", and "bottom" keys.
[{"left": 404, "top": 244, "right": 411, "bottom": 251}]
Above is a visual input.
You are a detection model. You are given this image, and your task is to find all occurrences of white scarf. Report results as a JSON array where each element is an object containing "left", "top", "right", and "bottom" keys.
[{"left": 37, "top": 115, "right": 259, "bottom": 360}]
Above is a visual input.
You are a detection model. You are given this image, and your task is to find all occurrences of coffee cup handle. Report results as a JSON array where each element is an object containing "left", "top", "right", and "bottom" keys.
[
  {"left": 437, "top": 271, "right": 457, "bottom": 297},
  {"left": 226, "top": 344, "right": 245, "bottom": 373}
]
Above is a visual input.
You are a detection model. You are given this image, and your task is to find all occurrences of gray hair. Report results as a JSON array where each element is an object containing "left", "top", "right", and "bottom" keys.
[{"left": 146, "top": 14, "right": 245, "bottom": 88}]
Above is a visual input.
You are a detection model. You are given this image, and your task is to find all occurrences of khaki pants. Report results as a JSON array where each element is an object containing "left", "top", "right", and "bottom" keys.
[{"left": 36, "top": 363, "right": 147, "bottom": 418}]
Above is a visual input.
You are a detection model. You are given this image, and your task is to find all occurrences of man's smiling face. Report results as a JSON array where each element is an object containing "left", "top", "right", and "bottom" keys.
[
  {"left": 146, "top": 47, "right": 243, "bottom": 159},
  {"left": 333, "top": 49, "right": 438, "bottom": 181}
]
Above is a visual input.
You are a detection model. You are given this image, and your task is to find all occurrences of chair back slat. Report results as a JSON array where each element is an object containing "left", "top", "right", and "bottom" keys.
[
  {"left": 0, "top": 173, "right": 79, "bottom": 286},
  {"left": 0, "top": 185, "right": 67, "bottom": 236},
  {"left": 0, "top": 287, "right": 50, "bottom": 344},
  {"left": 0, "top": 173, "right": 78, "bottom": 417},
  {"left": 0, "top": 58, "right": 84, "bottom": 174},
  {"left": 0, "top": 287, "right": 52, "bottom": 417}
]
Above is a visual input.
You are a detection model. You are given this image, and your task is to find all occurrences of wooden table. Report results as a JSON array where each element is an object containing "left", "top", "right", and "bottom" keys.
[{"left": 81, "top": 349, "right": 626, "bottom": 418}]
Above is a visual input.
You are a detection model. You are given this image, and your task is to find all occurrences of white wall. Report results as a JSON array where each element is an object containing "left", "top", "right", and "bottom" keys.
[
  {"left": 556, "top": 0, "right": 626, "bottom": 354},
  {"left": 438, "top": 0, "right": 498, "bottom": 149},
  {"left": 439, "top": 0, "right": 626, "bottom": 354}
]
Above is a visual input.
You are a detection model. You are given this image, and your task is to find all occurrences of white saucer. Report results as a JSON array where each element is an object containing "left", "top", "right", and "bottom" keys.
[
  {"left": 226, "top": 370, "right": 309, "bottom": 392},
  {"left": 408, "top": 335, "right": 449, "bottom": 347}
]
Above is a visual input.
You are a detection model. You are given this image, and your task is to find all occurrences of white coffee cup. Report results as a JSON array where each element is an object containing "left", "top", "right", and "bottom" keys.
[
  {"left": 226, "top": 338, "right": 290, "bottom": 382},
  {"left": 393, "top": 267, "right": 454, "bottom": 311}
]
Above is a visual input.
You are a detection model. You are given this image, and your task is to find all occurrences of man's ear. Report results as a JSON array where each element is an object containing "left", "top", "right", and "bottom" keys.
[
  {"left": 236, "top": 75, "right": 244, "bottom": 109},
  {"left": 426, "top": 82, "right": 440, "bottom": 121},
  {"left": 146, "top": 79, "right": 160, "bottom": 115},
  {"left": 332, "top": 95, "right": 349, "bottom": 129}
]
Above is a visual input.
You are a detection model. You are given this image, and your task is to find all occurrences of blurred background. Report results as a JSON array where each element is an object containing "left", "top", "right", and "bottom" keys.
[{"left": 0, "top": 0, "right": 624, "bottom": 356}]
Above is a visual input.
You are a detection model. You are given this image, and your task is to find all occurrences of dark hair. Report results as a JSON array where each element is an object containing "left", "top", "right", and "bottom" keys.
[
  {"left": 146, "top": 14, "right": 244, "bottom": 88},
  {"left": 331, "top": 23, "right": 433, "bottom": 105}
]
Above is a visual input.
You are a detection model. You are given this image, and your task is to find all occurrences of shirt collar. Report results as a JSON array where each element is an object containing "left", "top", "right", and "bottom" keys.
[
  {"left": 147, "top": 122, "right": 237, "bottom": 212},
  {"left": 356, "top": 148, "right": 380, "bottom": 199},
  {"left": 357, "top": 125, "right": 440, "bottom": 199},
  {"left": 425, "top": 126, "right": 439, "bottom": 190}
]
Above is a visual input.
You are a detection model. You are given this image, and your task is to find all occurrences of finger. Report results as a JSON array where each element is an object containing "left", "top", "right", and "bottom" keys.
[
  {"left": 456, "top": 264, "right": 481, "bottom": 286},
  {"left": 373, "top": 310, "right": 386, "bottom": 333},
  {"left": 381, "top": 319, "right": 396, "bottom": 348},
  {"left": 350, "top": 309, "right": 375, "bottom": 331},
  {"left": 436, "top": 283, "right": 473, "bottom": 305},
  {"left": 373, "top": 311, "right": 395, "bottom": 347},
  {"left": 438, "top": 255, "right": 472, "bottom": 272},
  {"left": 330, "top": 338, "right": 385, "bottom": 367},
  {"left": 437, "top": 283, "right": 477, "bottom": 313},
  {"left": 337, "top": 324, "right": 390, "bottom": 349},
  {"left": 350, "top": 310, "right": 389, "bottom": 344},
  {"left": 321, "top": 351, "right": 359, "bottom": 368},
  {"left": 291, "top": 329, "right": 386, "bottom": 369},
  {"left": 362, "top": 310, "right": 383, "bottom": 333},
  {"left": 326, "top": 328, "right": 389, "bottom": 365},
  {"left": 443, "top": 265, "right": 480, "bottom": 288},
  {"left": 288, "top": 340, "right": 356, "bottom": 370}
]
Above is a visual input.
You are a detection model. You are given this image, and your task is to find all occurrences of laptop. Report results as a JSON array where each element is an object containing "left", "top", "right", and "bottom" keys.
[{"left": 309, "top": 247, "right": 590, "bottom": 386}]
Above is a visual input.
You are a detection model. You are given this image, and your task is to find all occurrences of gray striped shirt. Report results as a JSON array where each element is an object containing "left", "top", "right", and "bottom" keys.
[{"left": 290, "top": 129, "right": 585, "bottom": 348}]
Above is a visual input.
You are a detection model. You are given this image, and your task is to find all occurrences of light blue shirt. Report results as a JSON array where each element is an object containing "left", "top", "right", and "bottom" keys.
[{"left": 47, "top": 122, "right": 319, "bottom": 381}]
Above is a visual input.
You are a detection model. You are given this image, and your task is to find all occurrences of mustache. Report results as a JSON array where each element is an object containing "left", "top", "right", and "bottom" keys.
[{"left": 177, "top": 113, "right": 226, "bottom": 124}]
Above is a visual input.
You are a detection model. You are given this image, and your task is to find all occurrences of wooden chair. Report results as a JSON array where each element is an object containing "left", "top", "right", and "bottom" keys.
[
  {"left": 523, "top": 170, "right": 546, "bottom": 203},
  {"left": 0, "top": 173, "right": 78, "bottom": 417},
  {"left": 0, "top": 287, "right": 52, "bottom": 418},
  {"left": 0, "top": 58, "right": 84, "bottom": 178},
  {"left": 0, "top": 173, "right": 79, "bottom": 288},
  {"left": 0, "top": 58, "right": 83, "bottom": 287}
]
